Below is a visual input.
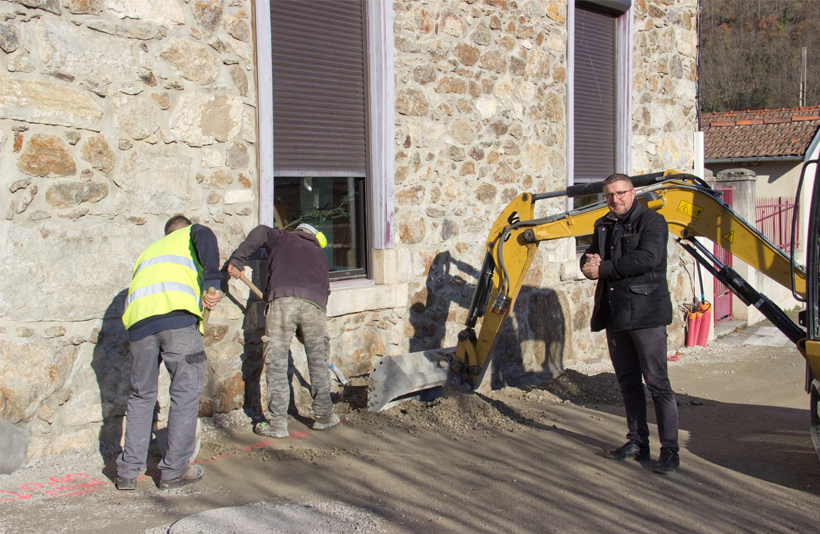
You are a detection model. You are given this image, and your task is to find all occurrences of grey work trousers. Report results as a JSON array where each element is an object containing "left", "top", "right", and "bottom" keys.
[
  {"left": 606, "top": 326, "right": 679, "bottom": 450},
  {"left": 116, "top": 324, "right": 206, "bottom": 481},
  {"left": 264, "top": 297, "right": 332, "bottom": 421}
]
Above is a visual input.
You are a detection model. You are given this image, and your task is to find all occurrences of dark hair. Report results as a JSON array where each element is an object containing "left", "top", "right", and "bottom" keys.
[
  {"left": 164, "top": 215, "right": 192, "bottom": 235},
  {"left": 603, "top": 173, "right": 633, "bottom": 188}
]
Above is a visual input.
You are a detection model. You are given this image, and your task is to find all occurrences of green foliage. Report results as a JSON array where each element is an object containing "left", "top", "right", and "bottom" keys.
[{"left": 701, "top": 0, "right": 820, "bottom": 113}]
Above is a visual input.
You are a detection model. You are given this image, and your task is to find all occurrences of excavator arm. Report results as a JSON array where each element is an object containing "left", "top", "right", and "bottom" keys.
[{"left": 369, "top": 169, "right": 820, "bottom": 458}]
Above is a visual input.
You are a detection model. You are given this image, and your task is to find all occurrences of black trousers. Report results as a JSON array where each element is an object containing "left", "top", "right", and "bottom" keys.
[{"left": 606, "top": 326, "right": 679, "bottom": 450}]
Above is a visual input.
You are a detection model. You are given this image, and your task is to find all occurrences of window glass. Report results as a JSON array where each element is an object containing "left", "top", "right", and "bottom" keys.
[{"left": 274, "top": 177, "right": 367, "bottom": 279}]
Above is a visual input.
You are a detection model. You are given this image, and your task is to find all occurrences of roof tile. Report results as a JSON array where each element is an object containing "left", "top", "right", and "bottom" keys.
[{"left": 703, "top": 106, "right": 820, "bottom": 159}]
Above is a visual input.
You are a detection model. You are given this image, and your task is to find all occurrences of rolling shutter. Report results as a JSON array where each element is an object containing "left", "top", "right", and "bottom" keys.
[
  {"left": 574, "top": 7, "right": 616, "bottom": 183},
  {"left": 270, "top": 1, "right": 368, "bottom": 177}
]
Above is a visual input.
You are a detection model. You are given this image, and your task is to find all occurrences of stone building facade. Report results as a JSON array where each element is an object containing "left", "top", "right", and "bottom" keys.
[{"left": 0, "top": 0, "right": 698, "bottom": 468}]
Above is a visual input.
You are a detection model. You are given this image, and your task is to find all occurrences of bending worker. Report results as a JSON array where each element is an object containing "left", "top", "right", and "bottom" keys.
[
  {"left": 227, "top": 223, "right": 339, "bottom": 438},
  {"left": 581, "top": 174, "right": 680, "bottom": 475},
  {"left": 117, "top": 215, "right": 222, "bottom": 490}
]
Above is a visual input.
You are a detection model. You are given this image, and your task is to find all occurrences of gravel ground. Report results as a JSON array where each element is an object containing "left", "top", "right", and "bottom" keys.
[
  {"left": 145, "top": 502, "right": 385, "bottom": 534},
  {"left": 2, "top": 329, "right": 819, "bottom": 534}
]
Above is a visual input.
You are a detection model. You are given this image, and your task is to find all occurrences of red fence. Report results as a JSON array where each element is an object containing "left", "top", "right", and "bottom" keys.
[
  {"left": 714, "top": 187, "right": 734, "bottom": 324},
  {"left": 756, "top": 196, "right": 799, "bottom": 253}
]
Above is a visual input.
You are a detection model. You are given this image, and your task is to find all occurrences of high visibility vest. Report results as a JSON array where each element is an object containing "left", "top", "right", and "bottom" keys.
[{"left": 122, "top": 226, "right": 205, "bottom": 334}]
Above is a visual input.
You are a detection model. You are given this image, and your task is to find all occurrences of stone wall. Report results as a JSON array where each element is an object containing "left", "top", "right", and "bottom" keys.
[
  {"left": 0, "top": 0, "right": 258, "bottom": 464},
  {"left": 390, "top": 0, "right": 698, "bottom": 389},
  {"left": 632, "top": 0, "right": 698, "bottom": 173}
]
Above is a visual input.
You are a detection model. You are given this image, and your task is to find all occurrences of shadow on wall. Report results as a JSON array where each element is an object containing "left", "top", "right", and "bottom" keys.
[
  {"left": 491, "top": 287, "right": 566, "bottom": 389},
  {"left": 408, "top": 251, "right": 567, "bottom": 390},
  {"left": 90, "top": 289, "right": 131, "bottom": 462}
]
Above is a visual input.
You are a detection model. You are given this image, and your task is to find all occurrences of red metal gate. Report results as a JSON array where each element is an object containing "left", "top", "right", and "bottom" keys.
[
  {"left": 713, "top": 187, "right": 733, "bottom": 324},
  {"left": 756, "top": 196, "right": 798, "bottom": 253}
]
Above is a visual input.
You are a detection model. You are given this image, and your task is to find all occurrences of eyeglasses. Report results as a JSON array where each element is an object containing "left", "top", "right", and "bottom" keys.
[{"left": 604, "top": 189, "right": 634, "bottom": 201}]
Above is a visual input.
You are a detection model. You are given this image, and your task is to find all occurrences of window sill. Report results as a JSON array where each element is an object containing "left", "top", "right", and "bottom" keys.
[
  {"left": 331, "top": 278, "right": 374, "bottom": 290},
  {"left": 327, "top": 280, "right": 408, "bottom": 318}
]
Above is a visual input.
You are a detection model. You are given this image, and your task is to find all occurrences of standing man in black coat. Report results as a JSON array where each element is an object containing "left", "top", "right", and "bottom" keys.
[{"left": 580, "top": 174, "right": 680, "bottom": 474}]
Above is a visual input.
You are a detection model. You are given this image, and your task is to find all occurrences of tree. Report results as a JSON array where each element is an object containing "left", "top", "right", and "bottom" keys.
[{"left": 700, "top": 0, "right": 820, "bottom": 112}]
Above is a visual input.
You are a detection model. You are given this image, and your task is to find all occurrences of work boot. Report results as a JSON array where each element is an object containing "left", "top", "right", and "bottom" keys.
[
  {"left": 653, "top": 448, "right": 680, "bottom": 474},
  {"left": 605, "top": 440, "right": 650, "bottom": 461},
  {"left": 115, "top": 477, "right": 137, "bottom": 491},
  {"left": 313, "top": 413, "right": 340, "bottom": 430},
  {"left": 254, "top": 419, "right": 289, "bottom": 438},
  {"left": 159, "top": 464, "right": 204, "bottom": 490}
]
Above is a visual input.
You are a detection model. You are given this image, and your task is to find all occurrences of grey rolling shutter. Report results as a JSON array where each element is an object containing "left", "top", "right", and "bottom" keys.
[
  {"left": 270, "top": 1, "right": 367, "bottom": 177},
  {"left": 574, "top": 7, "right": 616, "bottom": 183}
]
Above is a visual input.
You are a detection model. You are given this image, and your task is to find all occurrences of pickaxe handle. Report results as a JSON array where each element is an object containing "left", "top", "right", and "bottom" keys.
[
  {"left": 239, "top": 273, "right": 265, "bottom": 300},
  {"left": 202, "top": 287, "right": 216, "bottom": 329}
]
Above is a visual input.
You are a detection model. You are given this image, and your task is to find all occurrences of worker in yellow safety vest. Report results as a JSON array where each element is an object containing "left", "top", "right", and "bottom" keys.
[{"left": 116, "top": 215, "right": 222, "bottom": 491}]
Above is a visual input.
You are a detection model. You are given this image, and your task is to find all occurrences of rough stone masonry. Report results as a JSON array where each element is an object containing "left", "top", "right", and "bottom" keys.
[{"left": 0, "top": 0, "right": 260, "bottom": 470}]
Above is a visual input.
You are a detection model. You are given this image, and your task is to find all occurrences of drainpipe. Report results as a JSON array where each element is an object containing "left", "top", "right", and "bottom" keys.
[{"left": 697, "top": 0, "right": 702, "bottom": 131}]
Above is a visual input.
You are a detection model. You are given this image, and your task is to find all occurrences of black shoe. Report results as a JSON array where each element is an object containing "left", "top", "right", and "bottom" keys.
[
  {"left": 159, "top": 465, "right": 204, "bottom": 489},
  {"left": 605, "top": 441, "right": 650, "bottom": 461},
  {"left": 115, "top": 477, "right": 137, "bottom": 491},
  {"left": 653, "top": 448, "right": 680, "bottom": 474}
]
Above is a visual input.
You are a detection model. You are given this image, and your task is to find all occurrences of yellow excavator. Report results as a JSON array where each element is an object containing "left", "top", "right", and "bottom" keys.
[{"left": 368, "top": 169, "right": 820, "bottom": 458}]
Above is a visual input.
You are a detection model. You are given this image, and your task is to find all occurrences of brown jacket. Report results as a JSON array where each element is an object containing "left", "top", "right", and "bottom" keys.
[{"left": 229, "top": 226, "right": 330, "bottom": 310}]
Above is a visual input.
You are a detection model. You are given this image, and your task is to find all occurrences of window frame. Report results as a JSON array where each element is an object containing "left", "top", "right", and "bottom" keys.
[
  {"left": 253, "top": 0, "right": 395, "bottom": 280},
  {"left": 567, "top": 0, "right": 633, "bottom": 208}
]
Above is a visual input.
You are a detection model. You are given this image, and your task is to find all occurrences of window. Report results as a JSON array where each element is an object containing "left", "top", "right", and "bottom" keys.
[
  {"left": 269, "top": 0, "right": 368, "bottom": 279},
  {"left": 569, "top": 0, "right": 632, "bottom": 249},
  {"left": 256, "top": 0, "right": 395, "bottom": 281},
  {"left": 273, "top": 177, "right": 366, "bottom": 279}
]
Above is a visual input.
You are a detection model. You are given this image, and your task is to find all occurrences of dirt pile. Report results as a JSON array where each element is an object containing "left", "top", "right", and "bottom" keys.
[
  {"left": 520, "top": 369, "right": 623, "bottom": 406},
  {"left": 198, "top": 369, "right": 624, "bottom": 441},
  {"left": 328, "top": 369, "right": 623, "bottom": 435}
]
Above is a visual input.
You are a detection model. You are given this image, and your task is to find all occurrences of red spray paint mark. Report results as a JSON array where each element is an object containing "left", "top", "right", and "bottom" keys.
[
  {"left": 0, "top": 490, "right": 32, "bottom": 501},
  {"left": 243, "top": 429, "right": 311, "bottom": 450},
  {"left": 3, "top": 423, "right": 346, "bottom": 500},
  {"left": 2, "top": 473, "right": 108, "bottom": 501}
]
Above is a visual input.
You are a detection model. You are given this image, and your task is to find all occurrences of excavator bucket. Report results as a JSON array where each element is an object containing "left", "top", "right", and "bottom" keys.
[{"left": 367, "top": 348, "right": 454, "bottom": 412}]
